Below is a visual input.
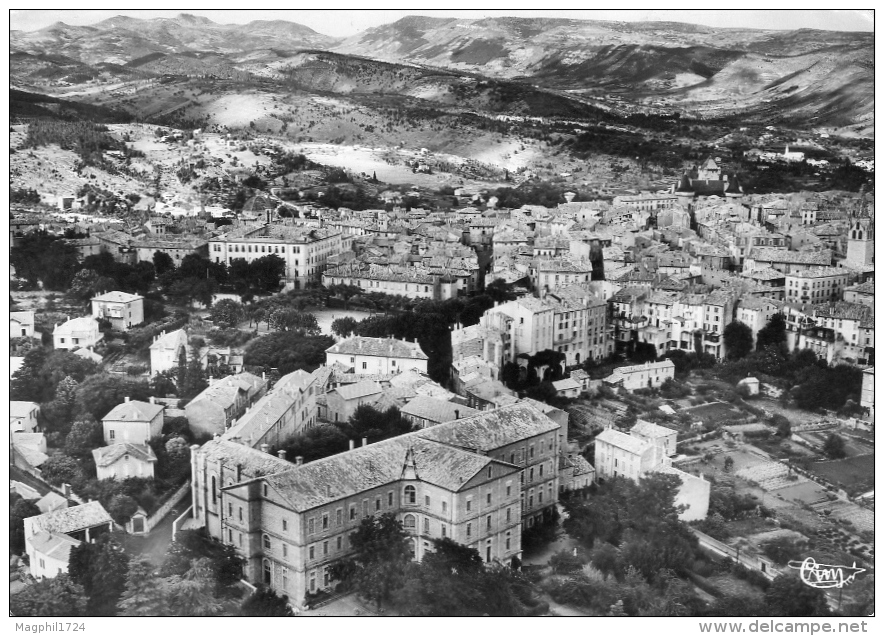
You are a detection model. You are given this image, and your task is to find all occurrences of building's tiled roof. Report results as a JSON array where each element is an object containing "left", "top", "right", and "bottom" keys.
[
  {"left": 92, "top": 443, "right": 157, "bottom": 467},
  {"left": 595, "top": 428, "right": 649, "bottom": 455},
  {"left": 742, "top": 267, "right": 786, "bottom": 281},
  {"left": 261, "top": 435, "right": 513, "bottom": 512},
  {"left": 552, "top": 378, "right": 581, "bottom": 391},
  {"left": 53, "top": 317, "right": 99, "bottom": 335},
  {"left": 786, "top": 267, "right": 850, "bottom": 279},
  {"left": 737, "top": 297, "right": 781, "bottom": 312},
  {"left": 189, "top": 372, "right": 265, "bottom": 409},
  {"left": 26, "top": 501, "right": 113, "bottom": 535},
  {"left": 631, "top": 420, "right": 676, "bottom": 439},
  {"left": 103, "top": 400, "right": 164, "bottom": 422},
  {"left": 91, "top": 291, "right": 143, "bottom": 303},
  {"left": 608, "top": 360, "right": 675, "bottom": 377},
  {"left": 149, "top": 328, "right": 187, "bottom": 351},
  {"left": 200, "top": 438, "right": 292, "bottom": 478},
  {"left": 846, "top": 280, "right": 875, "bottom": 295},
  {"left": 10, "top": 311, "right": 35, "bottom": 326},
  {"left": 29, "top": 531, "right": 81, "bottom": 562},
  {"left": 750, "top": 248, "right": 832, "bottom": 265},
  {"left": 559, "top": 453, "right": 595, "bottom": 477},
  {"left": 332, "top": 380, "right": 383, "bottom": 401},
  {"left": 418, "top": 402, "right": 559, "bottom": 452},
  {"left": 812, "top": 301, "right": 874, "bottom": 323},
  {"left": 327, "top": 336, "right": 428, "bottom": 360},
  {"left": 400, "top": 395, "right": 479, "bottom": 424},
  {"left": 10, "top": 401, "right": 39, "bottom": 418}
]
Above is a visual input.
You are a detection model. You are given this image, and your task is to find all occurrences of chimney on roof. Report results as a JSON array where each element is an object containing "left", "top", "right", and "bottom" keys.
[
  {"left": 454, "top": 409, "right": 460, "bottom": 420},
  {"left": 326, "top": 484, "right": 332, "bottom": 497},
  {"left": 124, "top": 396, "right": 130, "bottom": 403},
  {"left": 236, "top": 463, "right": 243, "bottom": 481},
  {"left": 62, "top": 483, "right": 71, "bottom": 498},
  {"left": 349, "top": 439, "right": 355, "bottom": 451},
  {"left": 362, "top": 437, "right": 368, "bottom": 447},
  {"left": 261, "top": 443, "right": 270, "bottom": 454},
  {"left": 296, "top": 456, "right": 304, "bottom": 466},
  {"left": 149, "top": 396, "right": 155, "bottom": 404},
  {"left": 277, "top": 449, "right": 286, "bottom": 460},
  {"left": 214, "top": 433, "right": 220, "bottom": 440}
]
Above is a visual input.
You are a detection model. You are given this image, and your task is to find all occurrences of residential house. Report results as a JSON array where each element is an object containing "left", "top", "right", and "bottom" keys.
[
  {"left": 223, "top": 369, "right": 322, "bottom": 450},
  {"left": 558, "top": 453, "right": 596, "bottom": 493},
  {"left": 185, "top": 372, "right": 268, "bottom": 437},
  {"left": 400, "top": 396, "right": 479, "bottom": 429},
  {"left": 10, "top": 310, "right": 35, "bottom": 338},
  {"left": 149, "top": 329, "right": 188, "bottom": 376},
  {"left": 603, "top": 360, "right": 675, "bottom": 392},
  {"left": 53, "top": 317, "right": 102, "bottom": 351},
  {"left": 11, "top": 401, "right": 40, "bottom": 433},
  {"left": 735, "top": 297, "right": 782, "bottom": 350},
  {"left": 594, "top": 420, "right": 709, "bottom": 521},
  {"left": 325, "top": 380, "right": 383, "bottom": 423},
  {"left": 91, "top": 291, "right": 145, "bottom": 331},
  {"left": 24, "top": 501, "right": 114, "bottom": 579},
  {"left": 101, "top": 397, "right": 164, "bottom": 445},
  {"left": 785, "top": 268, "right": 849, "bottom": 304},
  {"left": 92, "top": 443, "right": 157, "bottom": 480},
  {"left": 326, "top": 337, "right": 429, "bottom": 375}
]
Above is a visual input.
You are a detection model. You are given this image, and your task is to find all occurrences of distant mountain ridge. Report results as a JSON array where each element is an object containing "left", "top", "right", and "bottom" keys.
[{"left": 8, "top": 13, "right": 874, "bottom": 128}]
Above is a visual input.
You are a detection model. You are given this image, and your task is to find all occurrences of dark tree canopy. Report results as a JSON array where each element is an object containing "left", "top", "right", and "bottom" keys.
[
  {"left": 240, "top": 586, "right": 294, "bottom": 616},
  {"left": 10, "top": 574, "right": 87, "bottom": 617},
  {"left": 68, "top": 532, "right": 130, "bottom": 616},
  {"left": 756, "top": 313, "right": 787, "bottom": 352},
  {"left": 723, "top": 320, "right": 754, "bottom": 360},
  {"left": 764, "top": 575, "right": 830, "bottom": 617}
]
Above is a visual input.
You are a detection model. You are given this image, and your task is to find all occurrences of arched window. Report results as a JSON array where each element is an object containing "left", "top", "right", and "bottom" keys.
[
  {"left": 403, "top": 514, "right": 416, "bottom": 529},
  {"left": 263, "top": 534, "right": 271, "bottom": 550},
  {"left": 404, "top": 485, "right": 416, "bottom": 504}
]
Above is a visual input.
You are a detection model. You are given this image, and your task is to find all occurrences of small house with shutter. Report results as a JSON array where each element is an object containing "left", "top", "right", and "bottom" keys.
[
  {"left": 101, "top": 397, "right": 164, "bottom": 445},
  {"left": 92, "top": 443, "right": 158, "bottom": 480},
  {"left": 53, "top": 317, "right": 103, "bottom": 351},
  {"left": 91, "top": 291, "right": 145, "bottom": 331},
  {"left": 24, "top": 501, "right": 114, "bottom": 579},
  {"left": 326, "top": 336, "right": 428, "bottom": 374},
  {"left": 149, "top": 328, "right": 188, "bottom": 376}
]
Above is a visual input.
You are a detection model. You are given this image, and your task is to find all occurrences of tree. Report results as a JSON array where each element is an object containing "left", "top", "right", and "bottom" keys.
[
  {"left": 10, "top": 493, "right": 42, "bottom": 554},
  {"left": 68, "top": 532, "right": 130, "bottom": 616},
  {"left": 74, "top": 373, "right": 153, "bottom": 421},
  {"left": 165, "top": 558, "right": 228, "bottom": 616},
  {"left": 210, "top": 299, "right": 244, "bottom": 328},
  {"left": 153, "top": 251, "right": 175, "bottom": 276},
  {"left": 485, "top": 278, "right": 517, "bottom": 303},
  {"left": 756, "top": 313, "right": 788, "bottom": 352},
  {"left": 240, "top": 586, "right": 294, "bottom": 616},
  {"left": 180, "top": 350, "right": 209, "bottom": 400},
  {"left": 772, "top": 414, "right": 791, "bottom": 438},
  {"left": 331, "top": 513, "right": 411, "bottom": 610},
  {"left": 10, "top": 574, "right": 87, "bottom": 616},
  {"left": 269, "top": 308, "right": 320, "bottom": 335},
  {"left": 342, "top": 405, "right": 416, "bottom": 444},
  {"left": 250, "top": 254, "right": 286, "bottom": 294},
  {"left": 64, "top": 417, "right": 104, "bottom": 460},
  {"left": 118, "top": 558, "right": 174, "bottom": 616},
  {"left": 107, "top": 493, "right": 139, "bottom": 525},
  {"left": 723, "top": 456, "right": 734, "bottom": 473},
  {"left": 822, "top": 433, "right": 847, "bottom": 459},
  {"left": 68, "top": 269, "right": 102, "bottom": 302},
  {"left": 243, "top": 332, "right": 334, "bottom": 375},
  {"left": 764, "top": 575, "right": 830, "bottom": 616},
  {"left": 331, "top": 316, "right": 358, "bottom": 338},
  {"left": 723, "top": 321, "right": 754, "bottom": 360},
  {"left": 40, "top": 453, "right": 84, "bottom": 487}
]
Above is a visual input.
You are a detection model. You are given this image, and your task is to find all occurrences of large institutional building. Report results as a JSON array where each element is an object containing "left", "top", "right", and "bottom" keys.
[{"left": 189, "top": 401, "right": 562, "bottom": 606}]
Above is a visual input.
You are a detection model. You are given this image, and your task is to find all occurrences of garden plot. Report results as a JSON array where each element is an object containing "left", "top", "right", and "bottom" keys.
[
  {"left": 824, "top": 501, "right": 874, "bottom": 534},
  {"left": 804, "top": 454, "right": 875, "bottom": 496},
  {"left": 735, "top": 460, "right": 809, "bottom": 491},
  {"left": 769, "top": 481, "right": 829, "bottom": 506}
]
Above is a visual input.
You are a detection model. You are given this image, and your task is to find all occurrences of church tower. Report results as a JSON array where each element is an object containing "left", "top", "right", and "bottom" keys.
[{"left": 846, "top": 211, "right": 874, "bottom": 266}]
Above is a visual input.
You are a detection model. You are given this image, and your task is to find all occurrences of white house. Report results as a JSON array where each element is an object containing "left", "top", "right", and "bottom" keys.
[
  {"left": 10, "top": 310, "right": 35, "bottom": 338},
  {"left": 11, "top": 401, "right": 40, "bottom": 433},
  {"left": 595, "top": 420, "right": 709, "bottom": 521},
  {"left": 101, "top": 397, "right": 165, "bottom": 445},
  {"left": 325, "top": 336, "right": 429, "bottom": 375},
  {"left": 149, "top": 329, "right": 188, "bottom": 376},
  {"left": 92, "top": 443, "right": 157, "bottom": 480},
  {"left": 53, "top": 317, "right": 103, "bottom": 351},
  {"left": 91, "top": 291, "right": 145, "bottom": 331},
  {"left": 603, "top": 360, "right": 675, "bottom": 391},
  {"left": 23, "top": 501, "right": 114, "bottom": 579}
]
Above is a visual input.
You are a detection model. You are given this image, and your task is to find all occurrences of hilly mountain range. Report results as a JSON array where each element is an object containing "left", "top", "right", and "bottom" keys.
[{"left": 9, "top": 13, "right": 874, "bottom": 129}]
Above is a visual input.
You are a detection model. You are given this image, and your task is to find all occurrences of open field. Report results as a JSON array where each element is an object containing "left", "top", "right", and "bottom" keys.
[
  {"left": 804, "top": 454, "right": 875, "bottom": 495},
  {"left": 683, "top": 401, "right": 748, "bottom": 423}
]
